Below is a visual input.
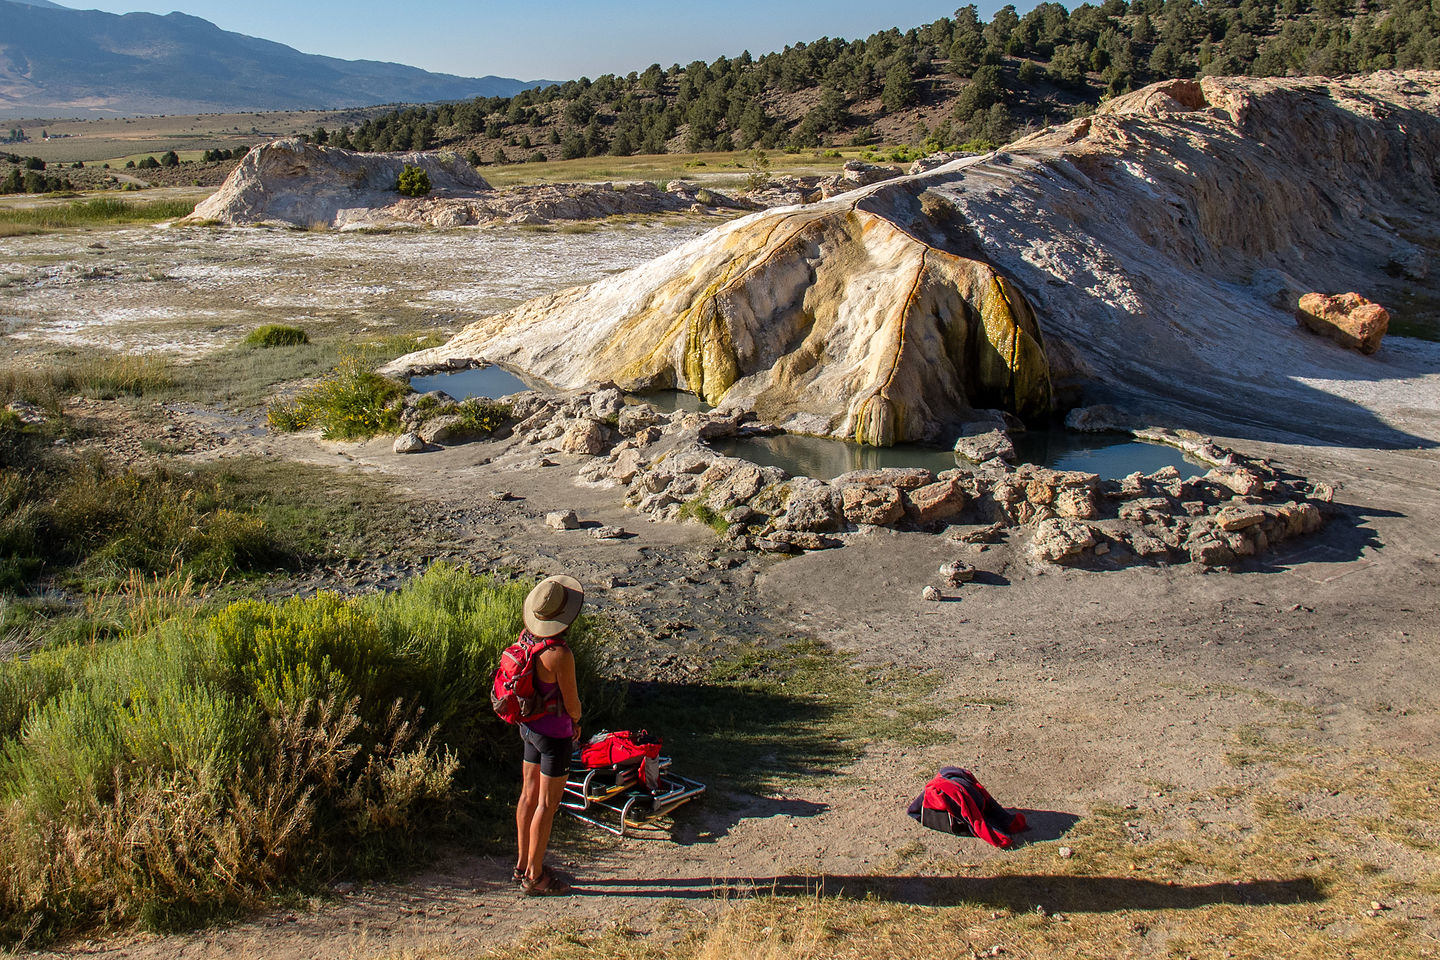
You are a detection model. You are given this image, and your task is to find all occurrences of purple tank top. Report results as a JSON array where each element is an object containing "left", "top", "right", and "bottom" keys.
[{"left": 525, "top": 675, "right": 574, "bottom": 739}]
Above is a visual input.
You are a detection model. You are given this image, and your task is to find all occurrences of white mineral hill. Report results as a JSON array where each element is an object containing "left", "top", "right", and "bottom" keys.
[
  {"left": 189, "top": 138, "right": 493, "bottom": 228},
  {"left": 391, "top": 74, "right": 1440, "bottom": 448}
]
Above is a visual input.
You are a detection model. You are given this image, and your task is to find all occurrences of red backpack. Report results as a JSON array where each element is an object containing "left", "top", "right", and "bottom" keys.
[
  {"left": 490, "top": 630, "right": 565, "bottom": 724},
  {"left": 906, "top": 767, "right": 1028, "bottom": 848},
  {"left": 580, "top": 729, "right": 663, "bottom": 790}
]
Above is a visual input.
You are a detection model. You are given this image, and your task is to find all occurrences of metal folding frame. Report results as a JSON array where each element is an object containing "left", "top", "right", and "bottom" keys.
[{"left": 561, "top": 754, "right": 706, "bottom": 838}]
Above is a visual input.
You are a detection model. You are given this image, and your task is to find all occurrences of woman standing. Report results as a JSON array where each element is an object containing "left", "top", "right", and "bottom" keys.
[{"left": 513, "top": 574, "right": 583, "bottom": 896}]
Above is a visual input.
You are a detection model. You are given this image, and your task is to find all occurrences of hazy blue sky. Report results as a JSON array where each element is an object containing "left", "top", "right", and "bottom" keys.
[{"left": 63, "top": 1, "right": 1028, "bottom": 82}]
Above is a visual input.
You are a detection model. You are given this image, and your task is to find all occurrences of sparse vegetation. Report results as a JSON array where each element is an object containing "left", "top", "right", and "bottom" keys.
[
  {"left": 243, "top": 324, "right": 310, "bottom": 347},
  {"left": 266, "top": 354, "right": 406, "bottom": 439}
]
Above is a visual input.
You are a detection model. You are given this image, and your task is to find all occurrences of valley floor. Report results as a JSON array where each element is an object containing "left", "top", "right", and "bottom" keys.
[{"left": 5, "top": 220, "right": 1439, "bottom": 960}]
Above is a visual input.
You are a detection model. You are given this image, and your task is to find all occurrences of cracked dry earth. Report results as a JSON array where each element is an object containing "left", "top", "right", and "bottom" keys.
[{"left": 26, "top": 397, "right": 1440, "bottom": 960}]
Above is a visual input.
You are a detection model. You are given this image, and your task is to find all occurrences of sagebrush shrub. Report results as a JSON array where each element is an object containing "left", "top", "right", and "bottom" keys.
[{"left": 0, "top": 565, "right": 600, "bottom": 944}]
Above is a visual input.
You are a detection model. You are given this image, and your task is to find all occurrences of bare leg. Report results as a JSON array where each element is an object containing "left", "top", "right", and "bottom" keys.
[
  {"left": 524, "top": 772, "right": 570, "bottom": 885},
  {"left": 515, "top": 760, "right": 541, "bottom": 878}
]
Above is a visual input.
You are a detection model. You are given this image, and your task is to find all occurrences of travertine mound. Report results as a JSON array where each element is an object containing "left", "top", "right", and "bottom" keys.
[
  {"left": 189, "top": 138, "right": 493, "bottom": 228},
  {"left": 391, "top": 72, "right": 1440, "bottom": 447},
  {"left": 187, "top": 139, "right": 748, "bottom": 229}
]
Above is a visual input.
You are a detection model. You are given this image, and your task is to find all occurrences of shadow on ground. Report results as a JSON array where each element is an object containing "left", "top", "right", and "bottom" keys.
[{"left": 574, "top": 872, "right": 1324, "bottom": 911}]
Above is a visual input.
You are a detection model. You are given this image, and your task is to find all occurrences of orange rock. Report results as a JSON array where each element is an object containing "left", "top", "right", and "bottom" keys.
[{"left": 1295, "top": 292, "right": 1389, "bottom": 355}]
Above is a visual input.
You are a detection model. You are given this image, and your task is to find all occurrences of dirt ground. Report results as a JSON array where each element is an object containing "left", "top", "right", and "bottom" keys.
[
  {"left": 5, "top": 222, "right": 1439, "bottom": 959},
  {"left": 13, "top": 408, "right": 1434, "bottom": 960}
]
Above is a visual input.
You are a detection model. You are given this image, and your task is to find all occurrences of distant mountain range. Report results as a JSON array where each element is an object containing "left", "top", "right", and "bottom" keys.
[{"left": 0, "top": 0, "right": 555, "bottom": 118}]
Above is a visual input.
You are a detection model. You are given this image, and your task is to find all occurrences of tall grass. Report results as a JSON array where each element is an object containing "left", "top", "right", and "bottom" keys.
[
  {"left": 0, "top": 453, "right": 280, "bottom": 591},
  {"left": 0, "top": 198, "right": 196, "bottom": 229},
  {"left": 0, "top": 565, "right": 597, "bottom": 944},
  {"left": 0, "top": 354, "right": 172, "bottom": 411}
]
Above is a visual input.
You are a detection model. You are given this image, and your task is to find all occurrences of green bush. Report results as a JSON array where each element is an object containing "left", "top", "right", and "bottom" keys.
[
  {"left": 0, "top": 458, "right": 281, "bottom": 591},
  {"left": 243, "top": 324, "right": 309, "bottom": 347},
  {"left": 266, "top": 354, "right": 405, "bottom": 440},
  {"left": 395, "top": 165, "right": 431, "bottom": 197},
  {"left": 0, "top": 566, "right": 601, "bottom": 943},
  {"left": 453, "top": 399, "right": 510, "bottom": 436}
]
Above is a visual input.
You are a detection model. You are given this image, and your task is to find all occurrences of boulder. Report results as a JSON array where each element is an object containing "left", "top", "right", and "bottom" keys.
[
  {"left": 906, "top": 479, "right": 969, "bottom": 525},
  {"left": 841, "top": 484, "right": 906, "bottom": 526},
  {"left": 589, "top": 387, "right": 624, "bottom": 419},
  {"left": 545, "top": 510, "right": 580, "bottom": 531},
  {"left": 187, "top": 139, "right": 492, "bottom": 228},
  {"left": 1296, "top": 292, "right": 1389, "bottom": 354},
  {"left": 1028, "top": 518, "right": 1098, "bottom": 563},
  {"left": 618, "top": 404, "right": 661, "bottom": 435},
  {"left": 908, "top": 151, "right": 973, "bottom": 174},
  {"left": 955, "top": 429, "right": 1016, "bottom": 464},
  {"left": 1215, "top": 504, "right": 1266, "bottom": 532},
  {"left": 418, "top": 415, "right": 479, "bottom": 445},
  {"left": 1188, "top": 535, "right": 1237, "bottom": 566},
  {"left": 832, "top": 468, "right": 935, "bottom": 491},
  {"left": 608, "top": 448, "right": 645, "bottom": 484},
  {"left": 393, "top": 432, "right": 425, "bottom": 454},
  {"left": 766, "top": 530, "right": 842, "bottom": 551},
  {"left": 560, "top": 419, "right": 609, "bottom": 455},
  {"left": 707, "top": 462, "right": 772, "bottom": 509},
  {"left": 778, "top": 480, "right": 844, "bottom": 533},
  {"left": 591, "top": 525, "right": 626, "bottom": 540}
]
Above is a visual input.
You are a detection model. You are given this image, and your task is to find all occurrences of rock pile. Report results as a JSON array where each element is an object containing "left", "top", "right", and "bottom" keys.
[{"left": 391, "top": 375, "right": 1332, "bottom": 569}]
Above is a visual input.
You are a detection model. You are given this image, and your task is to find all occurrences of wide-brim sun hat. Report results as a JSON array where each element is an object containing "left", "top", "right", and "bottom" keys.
[{"left": 523, "top": 575, "right": 584, "bottom": 637}]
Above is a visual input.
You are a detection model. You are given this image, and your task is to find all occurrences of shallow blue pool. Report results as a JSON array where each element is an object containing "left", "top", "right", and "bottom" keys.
[{"left": 407, "top": 365, "right": 539, "bottom": 399}]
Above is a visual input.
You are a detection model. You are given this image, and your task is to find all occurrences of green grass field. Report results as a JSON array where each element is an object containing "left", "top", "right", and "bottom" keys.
[{"left": 480, "top": 148, "right": 873, "bottom": 188}]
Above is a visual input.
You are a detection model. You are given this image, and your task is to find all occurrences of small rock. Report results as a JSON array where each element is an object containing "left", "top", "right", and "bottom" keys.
[
  {"left": 939, "top": 560, "right": 975, "bottom": 585},
  {"left": 1058, "top": 846, "right": 1073, "bottom": 859},
  {"left": 954, "top": 428, "right": 1015, "bottom": 464},
  {"left": 545, "top": 510, "right": 580, "bottom": 531},
  {"left": 591, "top": 525, "right": 626, "bottom": 540},
  {"left": 392, "top": 432, "right": 425, "bottom": 454},
  {"left": 922, "top": 585, "right": 942, "bottom": 601},
  {"left": 488, "top": 490, "right": 512, "bottom": 501}
]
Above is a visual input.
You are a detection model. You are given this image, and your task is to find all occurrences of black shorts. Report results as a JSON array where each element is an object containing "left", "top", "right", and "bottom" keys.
[{"left": 520, "top": 724, "right": 573, "bottom": 778}]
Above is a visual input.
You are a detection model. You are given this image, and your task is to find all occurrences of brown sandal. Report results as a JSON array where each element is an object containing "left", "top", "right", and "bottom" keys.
[{"left": 520, "top": 867, "right": 573, "bottom": 896}]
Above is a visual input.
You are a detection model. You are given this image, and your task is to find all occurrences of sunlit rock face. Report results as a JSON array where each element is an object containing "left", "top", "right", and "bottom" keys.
[
  {"left": 189, "top": 139, "right": 491, "bottom": 227},
  {"left": 391, "top": 73, "right": 1440, "bottom": 447}
]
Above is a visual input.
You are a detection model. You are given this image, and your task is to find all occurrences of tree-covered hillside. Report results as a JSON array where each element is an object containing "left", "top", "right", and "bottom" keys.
[{"left": 332, "top": 0, "right": 1440, "bottom": 162}]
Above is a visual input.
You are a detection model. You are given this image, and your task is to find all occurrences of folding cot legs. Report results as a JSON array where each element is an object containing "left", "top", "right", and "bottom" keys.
[{"left": 560, "top": 754, "right": 706, "bottom": 838}]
